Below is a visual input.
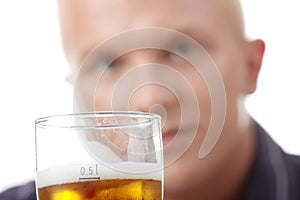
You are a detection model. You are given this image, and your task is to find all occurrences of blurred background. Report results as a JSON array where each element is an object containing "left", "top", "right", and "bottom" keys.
[{"left": 0, "top": 0, "right": 299, "bottom": 192}]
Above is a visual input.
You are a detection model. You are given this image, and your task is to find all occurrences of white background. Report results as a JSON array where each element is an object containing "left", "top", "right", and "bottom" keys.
[{"left": 0, "top": 0, "right": 299, "bottom": 192}]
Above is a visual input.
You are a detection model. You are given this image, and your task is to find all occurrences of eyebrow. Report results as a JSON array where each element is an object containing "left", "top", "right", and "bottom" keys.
[{"left": 172, "top": 25, "right": 215, "bottom": 49}]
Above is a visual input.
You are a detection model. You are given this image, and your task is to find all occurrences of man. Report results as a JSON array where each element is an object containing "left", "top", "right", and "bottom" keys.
[{"left": 1, "top": 0, "right": 299, "bottom": 199}]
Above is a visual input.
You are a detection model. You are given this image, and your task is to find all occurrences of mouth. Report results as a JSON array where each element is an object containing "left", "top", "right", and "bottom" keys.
[
  {"left": 162, "top": 123, "right": 199, "bottom": 148},
  {"left": 162, "top": 128, "right": 178, "bottom": 147}
]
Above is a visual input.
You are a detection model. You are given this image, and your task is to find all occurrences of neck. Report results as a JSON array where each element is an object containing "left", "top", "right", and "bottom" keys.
[
  {"left": 224, "top": 116, "right": 255, "bottom": 200},
  {"left": 214, "top": 116, "right": 256, "bottom": 200},
  {"left": 197, "top": 116, "right": 256, "bottom": 200}
]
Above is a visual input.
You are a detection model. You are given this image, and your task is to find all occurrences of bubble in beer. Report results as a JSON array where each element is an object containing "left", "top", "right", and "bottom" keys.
[{"left": 53, "top": 190, "right": 81, "bottom": 200}]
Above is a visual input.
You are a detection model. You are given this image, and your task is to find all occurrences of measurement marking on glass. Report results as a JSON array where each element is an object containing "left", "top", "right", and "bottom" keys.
[
  {"left": 79, "top": 164, "right": 100, "bottom": 181},
  {"left": 80, "top": 164, "right": 99, "bottom": 175},
  {"left": 79, "top": 177, "right": 100, "bottom": 180}
]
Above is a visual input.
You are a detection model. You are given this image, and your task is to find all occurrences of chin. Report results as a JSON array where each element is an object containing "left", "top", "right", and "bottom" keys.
[{"left": 163, "top": 157, "right": 195, "bottom": 197}]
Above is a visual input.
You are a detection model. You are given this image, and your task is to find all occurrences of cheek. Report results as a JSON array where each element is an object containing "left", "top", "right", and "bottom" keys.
[
  {"left": 187, "top": 70, "right": 212, "bottom": 128},
  {"left": 171, "top": 62, "right": 212, "bottom": 144},
  {"left": 94, "top": 75, "right": 117, "bottom": 111},
  {"left": 212, "top": 51, "right": 247, "bottom": 124},
  {"left": 224, "top": 63, "right": 245, "bottom": 87},
  {"left": 214, "top": 47, "right": 248, "bottom": 97}
]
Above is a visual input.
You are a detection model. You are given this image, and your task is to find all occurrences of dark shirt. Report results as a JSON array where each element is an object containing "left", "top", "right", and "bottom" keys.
[
  {"left": 0, "top": 181, "right": 35, "bottom": 200},
  {"left": 1, "top": 122, "right": 300, "bottom": 200},
  {"left": 244, "top": 123, "right": 300, "bottom": 199}
]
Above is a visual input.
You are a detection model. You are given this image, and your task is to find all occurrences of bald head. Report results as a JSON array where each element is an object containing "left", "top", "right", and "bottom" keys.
[{"left": 58, "top": 0, "right": 245, "bottom": 67}]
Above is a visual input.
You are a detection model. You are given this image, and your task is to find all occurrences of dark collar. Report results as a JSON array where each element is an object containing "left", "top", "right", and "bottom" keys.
[{"left": 244, "top": 122, "right": 289, "bottom": 200}]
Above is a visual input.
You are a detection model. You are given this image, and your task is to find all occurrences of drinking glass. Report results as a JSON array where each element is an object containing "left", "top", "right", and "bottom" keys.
[{"left": 35, "top": 112, "right": 163, "bottom": 200}]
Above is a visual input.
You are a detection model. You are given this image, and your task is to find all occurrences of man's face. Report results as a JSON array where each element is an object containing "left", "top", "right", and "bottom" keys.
[{"left": 59, "top": 0, "right": 252, "bottom": 198}]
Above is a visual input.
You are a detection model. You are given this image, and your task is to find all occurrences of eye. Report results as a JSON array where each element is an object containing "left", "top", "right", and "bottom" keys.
[
  {"left": 168, "top": 43, "right": 197, "bottom": 60},
  {"left": 98, "top": 59, "right": 117, "bottom": 70},
  {"left": 172, "top": 44, "right": 191, "bottom": 55},
  {"left": 164, "top": 42, "right": 201, "bottom": 66}
]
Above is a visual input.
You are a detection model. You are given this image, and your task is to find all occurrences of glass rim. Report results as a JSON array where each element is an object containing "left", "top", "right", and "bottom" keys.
[{"left": 35, "top": 111, "right": 161, "bottom": 129}]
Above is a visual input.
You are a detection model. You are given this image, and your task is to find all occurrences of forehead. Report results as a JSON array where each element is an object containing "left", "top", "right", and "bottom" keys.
[{"left": 59, "top": 0, "right": 243, "bottom": 66}]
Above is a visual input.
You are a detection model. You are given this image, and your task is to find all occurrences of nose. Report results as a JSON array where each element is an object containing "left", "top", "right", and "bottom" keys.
[
  {"left": 127, "top": 50, "right": 178, "bottom": 113},
  {"left": 129, "top": 82, "right": 175, "bottom": 113},
  {"left": 107, "top": 49, "right": 183, "bottom": 134},
  {"left": 127, "top": 66, "right": 180, "bottom": 132}
]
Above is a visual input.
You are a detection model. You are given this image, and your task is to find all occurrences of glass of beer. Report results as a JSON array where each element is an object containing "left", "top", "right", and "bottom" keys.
[{"left": 35, "top": 112, "right": 163, "bottom": 200}]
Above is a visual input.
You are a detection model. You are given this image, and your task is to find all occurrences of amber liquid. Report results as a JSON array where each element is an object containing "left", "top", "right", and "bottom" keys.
[{"left": 38, "top": 179, "right": 162, "bottom": 200}]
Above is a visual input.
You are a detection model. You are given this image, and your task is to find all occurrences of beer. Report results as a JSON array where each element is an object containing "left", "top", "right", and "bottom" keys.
[
  {"left": 35, "top": 113, "right": 163, "bottom": 200},
  {"left": 38, "top": 179, "right": 162, "bottom": 200}
]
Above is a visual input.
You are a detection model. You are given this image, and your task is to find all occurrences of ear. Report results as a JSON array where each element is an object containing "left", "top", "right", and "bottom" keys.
[{"left": 245, "top": 39, "right": 265, "bottom": 94}]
